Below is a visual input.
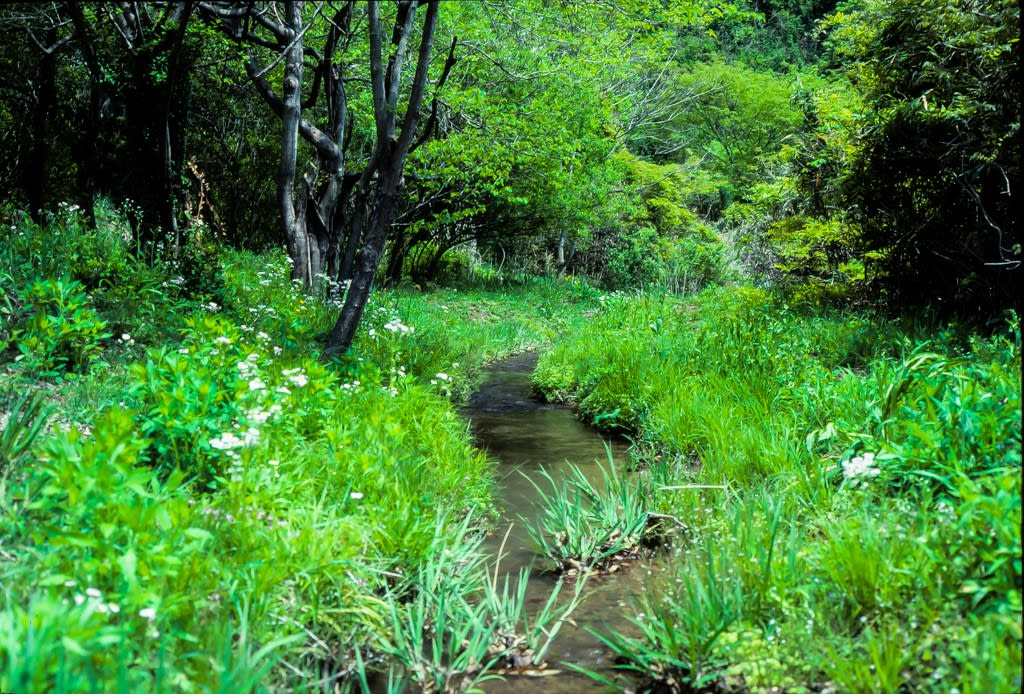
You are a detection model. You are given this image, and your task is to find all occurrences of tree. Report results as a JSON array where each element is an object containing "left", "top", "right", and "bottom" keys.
[
  {"left": 199, "top": 0, "right": 452, "bottom": 354},
  {"left": 0, "top": 2, "right": 198, "bottom": 249},
  {"left": 825, "top": 0, "right": 1020, "bottom": 316}
]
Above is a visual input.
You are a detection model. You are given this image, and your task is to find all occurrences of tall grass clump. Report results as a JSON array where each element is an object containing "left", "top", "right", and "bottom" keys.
[
  {"left": 524, "top": 451, "right": 655, "bottom": 573},
  {"left": 533, "top": 284, "right": 1021, "bottom": 692},
  {"left": 580, "top": 544, "right": 744, "bottom": 691},
  {"left": 361, "top": 518, "right": 588, "bottom": 693}
]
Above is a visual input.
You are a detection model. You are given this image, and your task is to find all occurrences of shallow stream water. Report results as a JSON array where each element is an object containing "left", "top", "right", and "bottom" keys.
[{"left": 462, "top": 353, "right": 654, "bottom": 693}]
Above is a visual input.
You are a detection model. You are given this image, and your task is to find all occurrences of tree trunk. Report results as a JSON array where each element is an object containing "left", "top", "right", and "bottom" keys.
[
  {"left": 323, "top": 0, "right": 439, "bottom": 357},
  {"left": 327, "top": 159, "right": 402, "bottom": 353},
  {"left": 27, "top": 26, "right": 57, "bottom": 222},
  {"left": 278, "top": 1, "right": 309, "bottom": 283}
]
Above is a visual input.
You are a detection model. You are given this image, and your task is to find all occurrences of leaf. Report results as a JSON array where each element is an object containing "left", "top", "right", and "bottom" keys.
[
  {"left": 183, "top": 527, "right": 214, "bottom": 542},
  {"left": 118, "top": 548, "right": 138, "bottom": 585}
]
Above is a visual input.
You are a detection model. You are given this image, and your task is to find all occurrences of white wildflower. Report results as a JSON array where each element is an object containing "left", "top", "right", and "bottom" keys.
[
  {"left": 210, "top": 432, "right": 244, "bottom": 450},
  {"left": 383, "top": 318, "right": 413, "bottom": 334},
  {"left": 248, "top": 409, "right": 271, "bottom": 424},
  {"left": 842, "top": 452, "right": 881, "bottom": 479},
  {"left": 242, "top": 427, "right": 260, "bottom": 446}
]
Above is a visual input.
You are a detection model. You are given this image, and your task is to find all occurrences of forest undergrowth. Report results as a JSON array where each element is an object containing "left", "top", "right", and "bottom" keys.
[
  {"left": 1, "top": 205, "right": 1020, "bottom": 693},
  {"left": 0, "top": 204, "right": 601, "bottom": 692}
]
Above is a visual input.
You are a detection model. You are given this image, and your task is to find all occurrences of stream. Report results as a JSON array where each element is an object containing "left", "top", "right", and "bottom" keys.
[{"left": 463, "top": 353, "right": 652, "bottom": 693}]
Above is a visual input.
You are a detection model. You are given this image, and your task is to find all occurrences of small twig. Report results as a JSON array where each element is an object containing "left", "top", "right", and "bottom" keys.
[{"left": 648, "top": 511, "right": 686, "bottom": 526}]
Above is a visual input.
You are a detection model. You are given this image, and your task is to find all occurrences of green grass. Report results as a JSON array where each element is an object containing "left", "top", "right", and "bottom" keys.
[
  {"left": 533, "top": 286, "right": 1021, "bottom": 693},
  {"left": 0, "top": 207, "right": 610, "bottom": 692},
  {"left": 2, "top": 206, "right": 1019, "bottom": 693}
]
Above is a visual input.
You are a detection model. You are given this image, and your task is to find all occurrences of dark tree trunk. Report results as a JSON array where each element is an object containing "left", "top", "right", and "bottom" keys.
[
  {"left": 276, "top": 1, "right": 310, "bottom": 283},
  {"left": 324, "top": 0, "right": 440, "bottom": 357},
  {"left": 67, "top": 1, "right": 194, "bottom": 245},
  {"left": 26, "top": 26, "right": 58, "bottom": 222},
  {"left": 198, "top": 0, "right": 451, "bottom": 352}
]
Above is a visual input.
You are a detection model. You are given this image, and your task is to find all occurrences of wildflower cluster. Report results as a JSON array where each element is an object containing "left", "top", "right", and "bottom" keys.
[
  {"left": 132, "top": 314, "right": 321, "bottom": 485},
  {"left": 841, "top": 452, "right": 881, "bottom": 481}
]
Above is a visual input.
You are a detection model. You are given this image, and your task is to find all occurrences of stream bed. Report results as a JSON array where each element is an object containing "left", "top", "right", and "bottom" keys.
[{"left": 462, "top": 353, "right": 652, "bottom": 693}]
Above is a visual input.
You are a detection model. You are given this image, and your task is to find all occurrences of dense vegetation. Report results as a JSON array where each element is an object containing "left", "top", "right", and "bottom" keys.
[{"left": 0, "top": 1, "right": 1019, "bottom": 692}]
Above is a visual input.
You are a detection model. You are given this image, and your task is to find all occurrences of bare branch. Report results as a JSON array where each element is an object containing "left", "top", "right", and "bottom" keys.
[{"left": 397, "top": 0, "right": 438, "bottom": 156}]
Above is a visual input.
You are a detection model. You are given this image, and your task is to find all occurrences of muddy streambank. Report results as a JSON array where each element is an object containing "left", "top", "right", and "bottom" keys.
[{"left": 463, "top": 352, "right": 654, "bottom": 693}]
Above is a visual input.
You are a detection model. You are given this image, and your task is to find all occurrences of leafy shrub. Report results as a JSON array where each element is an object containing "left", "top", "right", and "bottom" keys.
[
  {"left": 13, "top": 277, "right": 109, "bottom": 376},
  {"left": 130, "top": 315, "right": 335, "bottom": 487},
  {"left": 821, "top": 326, "right": 1022, "bottom": 495},
  {"left": 4, "top": 409, "right": 222, "bottom": 689},
  {"left": 1, "top": 203, "right": 131, "bottom": 292}
]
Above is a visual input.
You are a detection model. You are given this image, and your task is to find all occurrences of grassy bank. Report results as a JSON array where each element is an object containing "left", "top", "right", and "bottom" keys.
[
  {"left": 3, "top": 205, "right": 1019, "bottom": 692},
  {"left": 0, "top": 207, "right": 600, "bottom": 692},
  {"left": 532, "top": 287, "right": 1021, "bottom": 692}
]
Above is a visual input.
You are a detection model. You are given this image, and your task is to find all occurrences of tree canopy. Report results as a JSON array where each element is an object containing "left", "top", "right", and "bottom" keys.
[{"left": 0, "top": 0, "right": 1018, "bottom": 342}]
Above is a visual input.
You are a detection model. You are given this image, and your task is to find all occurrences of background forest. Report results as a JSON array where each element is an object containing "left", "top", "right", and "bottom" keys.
[
  {"left": 1, "top": 0, "right": 1018, "bottom": 319},
  {"left": 0, "top": 1, "right": 1020, "bottom": 693}
]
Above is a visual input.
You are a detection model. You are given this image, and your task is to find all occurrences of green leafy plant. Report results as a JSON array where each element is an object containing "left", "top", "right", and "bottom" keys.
[
  {"left": 14, "top": 277, "right": 110, "bottom": 376},
  {"left": 524, "top": 452, "right": 653, "bottom": 573},
  {"left": 0, "top": 392, "right": 49, "bottom": 471},
  {"left": 580, "top": 545, "right": 744, "bottom": 690},
  {"left": 370, "top": 518, "right": 587, "bottom": 692}
]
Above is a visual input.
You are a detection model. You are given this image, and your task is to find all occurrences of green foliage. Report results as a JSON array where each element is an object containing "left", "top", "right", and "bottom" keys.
[
  {"left": 643, "top": 60, "right": 802, "bottom": 193},
  {"left": 673, "top": 0, "right": 838, "bottom": 69},
  {"left": 524, "top": 454, "right": 654, "bottom": 573},
  {"left": 534, "top": 285, "right": 1021, "bottom": 691},
  {"left": 1, "top": 202, "right": 209, "bottom": 358},
  {"left": 13, "top": 277, "right": 110, "bottom": 376},
  {"left": 823, "top": 0, "right": 1021, "bottom": 316},
  {"left": 370, "top": 518, "right": 587, "bottom": 691},
  {"left": 583, "top": 153, "right": 729, "bottom": 291},
  {"left": 814, "top": 325, "right": 1022, "bottom": 495},
  {"left": 587, "top": 545, "right": 744, "bottom": 690},
  {"left": 0, "top": 392, "right": 49, "bottom": 472}
]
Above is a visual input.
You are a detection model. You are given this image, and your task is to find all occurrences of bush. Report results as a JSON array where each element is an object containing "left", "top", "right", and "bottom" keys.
[{"left": 13, "top": 277, "right": 109, "bottom": 376}]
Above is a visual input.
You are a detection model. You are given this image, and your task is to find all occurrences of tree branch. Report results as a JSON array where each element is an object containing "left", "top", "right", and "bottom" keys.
[
  {"left": 396, "top": 0, "right": 438, "bottom": 156},
  {"left": 408, "top": 33, "right": 456, "bottom": 155}
]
